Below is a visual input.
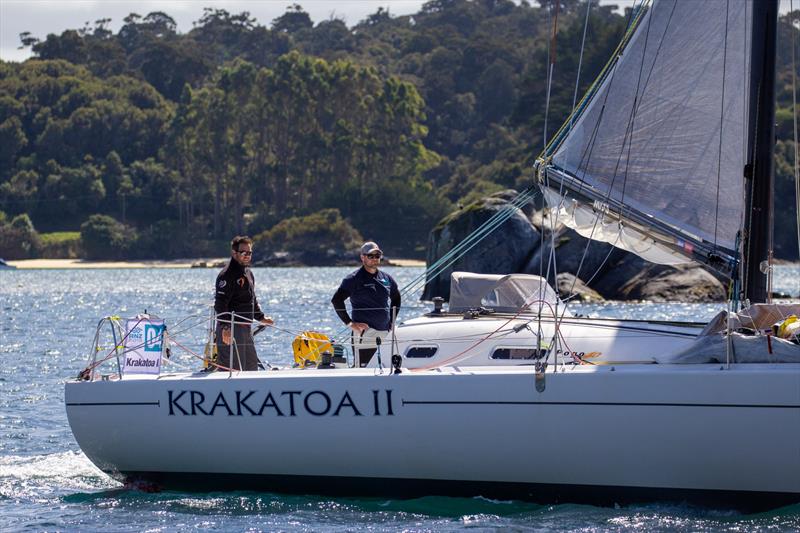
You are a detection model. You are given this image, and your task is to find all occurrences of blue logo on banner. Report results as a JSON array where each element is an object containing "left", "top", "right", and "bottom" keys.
[{"left": 144, "top": 324, "right": 164, "bottom": 352}]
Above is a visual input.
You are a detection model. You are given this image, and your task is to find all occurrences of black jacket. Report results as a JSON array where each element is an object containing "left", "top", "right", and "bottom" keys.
[{"left": 214, "top": 258, "right": 265, "bottom": 324}]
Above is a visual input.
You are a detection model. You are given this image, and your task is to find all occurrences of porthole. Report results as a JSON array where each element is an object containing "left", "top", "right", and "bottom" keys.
[
  {"left": 405, "top": 346, "right": 438, "bottom": 358},
  {"left": 491, "top": 347, "right": 546, "bottom": 360}
]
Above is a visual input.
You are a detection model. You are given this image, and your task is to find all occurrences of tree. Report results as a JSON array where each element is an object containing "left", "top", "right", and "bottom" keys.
[
  {"left": 128, "top": 39, "right": 212, "bottom": 101},
  {"left": 254, "top": 208, "right": 362, "bottom": 264},
  {"left": 272, "top": 5, "right": 313, "bottom": 34},
  {"left": 303, "top": 18, "right": 354, "bottom": 58},
  {"left": 0, "top": 170, "right": 39, "bottom": 213},
  {"left": 18, "top": 31, "right": 40, "bottom": 49},
  {"left": 141, "top": 12, "right": 178, "bottom": 37},
  {"left": 0, "top": 213, "right": 40, "bottom": 259},
  {"left": 0, "top": 116, "right": 27, "bottom": 171},
  {"left": 80, "top": 214, "right": 136, "bottom": 259},
  {"left": 33, "top": 30, "right": 88, "bottom": 63}
]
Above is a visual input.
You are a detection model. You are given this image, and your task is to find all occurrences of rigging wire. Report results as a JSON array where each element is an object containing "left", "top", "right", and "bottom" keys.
[
  {"left": 411, "top": 299, "right": 582, "bottom": 371},
  {"left": 538, "top": 1, "right": 569, "bottom": 306},
  {"left": 569, "top": 0, "right": 594, "bottom": 135},
  {"left": 562, "top": 1, "right": 646, "bottom": 261},
  {"left": 542, "top": 0, "right": 560, "bottom": 153},
  {"left": 550, "top": 0, "right": 650, "bottom": 303},
  {"left": 542, "top": 0, "right": 599, "bottom": 366},
  {"left": 792, "top": 0, "right": 800, "bottom": 288},
  {"left": 415, "top": 0, "right": 653, "bottom": 368},
  {"left": 713, "top": 0, "right": 732, "bottom": 251},
  {"left": 614, "top": 0, "right": 672, "bottom": 219},
  {"left": 539, "top": 0, "right": 699, "bottom": 353},
  {"left": 399, "top": 186, "right": 539, "bottom": 299},
  {"left": 739, "top": 0, "right": 761, "bottom": 307},
  {"left": 541, "top": 0, "right": 649, "bottom": 161},
  {"left": 540, "top": 0, "right": 564, "bottom": 364},
  {"left": 87, "top": 0, "right": 760, "bottom": 377}
]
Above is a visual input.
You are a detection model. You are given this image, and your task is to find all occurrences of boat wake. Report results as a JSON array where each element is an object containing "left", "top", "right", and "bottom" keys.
[{"left": 0, "top": 450, "right": 120, "bottom": 499}]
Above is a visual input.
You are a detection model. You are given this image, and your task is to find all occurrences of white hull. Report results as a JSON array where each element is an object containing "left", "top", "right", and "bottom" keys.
[
  {"left": 388, "top": 314, "right": 702, "bottom": 367},
  {"left": 66, "top": 360, "right": 800, "bottom": 509}
]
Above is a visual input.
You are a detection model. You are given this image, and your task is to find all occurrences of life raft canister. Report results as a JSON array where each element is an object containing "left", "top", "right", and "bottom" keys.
[{"left": 292, "top": 331, "right": 333, "bottom": 367}]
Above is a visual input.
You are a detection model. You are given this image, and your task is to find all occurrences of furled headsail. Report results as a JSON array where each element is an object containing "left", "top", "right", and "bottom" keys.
[{"left": 537, "top": 0, "right": 753, "bottom": 274}]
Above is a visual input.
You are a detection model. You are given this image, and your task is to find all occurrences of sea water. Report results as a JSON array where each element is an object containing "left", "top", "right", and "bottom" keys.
[{"left": 1, "top": 266, "right": 798, "bottom": 532}]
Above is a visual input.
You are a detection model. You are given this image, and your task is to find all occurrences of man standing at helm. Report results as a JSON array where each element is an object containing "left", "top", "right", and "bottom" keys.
[
  {"left": 214, "top": 235, "right": 273, "bottom": 371},
  {"left": 331, "top": 241, "right": 401, "bottom": 367}
]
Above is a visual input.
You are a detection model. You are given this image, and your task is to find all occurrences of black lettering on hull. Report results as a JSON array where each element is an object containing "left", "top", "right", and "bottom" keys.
[{"left": 166, "top": 389, "right": 398, "bottom": 418}]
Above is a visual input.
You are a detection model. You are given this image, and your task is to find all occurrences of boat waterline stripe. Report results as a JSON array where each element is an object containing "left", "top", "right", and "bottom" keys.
[
  {"left": 402, "top": 400, "right": 800, "bottom": 409},
  {"left": 66, "top": 401, "right": 160, "bottom": 406}
]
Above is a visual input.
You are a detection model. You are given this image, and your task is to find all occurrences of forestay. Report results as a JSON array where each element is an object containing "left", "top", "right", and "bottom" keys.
[{"left": 541, "top": 0, "right": 752, "bottom": 268}]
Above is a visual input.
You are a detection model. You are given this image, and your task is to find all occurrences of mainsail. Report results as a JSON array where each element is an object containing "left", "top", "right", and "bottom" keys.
[{"left": 539, "top": 0, "right": 754, "bottom": 272}]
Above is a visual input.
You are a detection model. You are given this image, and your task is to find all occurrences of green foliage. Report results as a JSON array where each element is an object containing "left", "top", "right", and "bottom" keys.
[
  {"left": 325, "top": 179, "right": 451, "bottom": 256},
  {"left": 0, "top": 59, "right": 173, "bottom": 231},
  {"left": 169, "top": 52, "right": 437, "bottom": 248},
  {"left": 10, "top": 213, "right": 35, "bottom": 232},
  {"left": 254, "top": 208, "right": 362, "bottom": 264},
  {"left": 80, "top": 214, "right": 136, "bottom": 260},
  {"left": 776, "top": 106, "right": 795, "bottom": 140},
  {"left": 133, "top": 219, "right": 186, "bottom": 258},
  {"left": 0, "top": 116, "right": 28, "bottom": 171},
  {"left": 38, "top": 231, "right": 81, "bottom": 258},
  {"left": 0, "top": 213, "right": 40, "bottom": 259},
  {"left": 3, "top": 3, "right": 798, "bottom": 260},
  {"left": 774, "top": 139, "right": 800, "bottom": 260},
  {"left": 272, "top": 4, "right": 313, "bottom": 34}
]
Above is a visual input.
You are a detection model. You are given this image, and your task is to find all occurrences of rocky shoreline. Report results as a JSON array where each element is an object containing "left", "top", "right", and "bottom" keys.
[{"left": 423, "top": 189, "right": 728, "bottom": 303}]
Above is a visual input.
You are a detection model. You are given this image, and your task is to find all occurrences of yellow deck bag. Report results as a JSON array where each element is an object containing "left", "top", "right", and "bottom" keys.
[{"left": 292, "top": 331, "right": 333, "bottom": 367}]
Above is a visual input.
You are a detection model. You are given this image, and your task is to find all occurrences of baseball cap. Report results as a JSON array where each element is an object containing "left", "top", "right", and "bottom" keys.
[{"left": 360, "top": 242, "right": 382, "bottom": 255}]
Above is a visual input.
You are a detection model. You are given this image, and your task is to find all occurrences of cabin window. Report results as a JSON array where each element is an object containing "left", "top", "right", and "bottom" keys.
[
  {"left": 405, "top": 346, "right": 438, "bottom": 358},
  {"left": 491, "top": 347, "right": 546, "bottom": 360}
]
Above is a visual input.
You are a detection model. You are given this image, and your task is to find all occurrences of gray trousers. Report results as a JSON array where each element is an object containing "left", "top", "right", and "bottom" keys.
[{"left": 215, "top": 324, "right": 259, "bottom": 371}]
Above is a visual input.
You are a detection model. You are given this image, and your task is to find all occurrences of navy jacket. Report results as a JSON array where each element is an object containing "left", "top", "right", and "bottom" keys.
[{"left": 331, "top": 267, "right": 401, "bottom": 331}]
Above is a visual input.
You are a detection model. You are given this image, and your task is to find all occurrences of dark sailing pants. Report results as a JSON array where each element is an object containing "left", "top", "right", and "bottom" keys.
[{"left": 215, "top": 323, "right": 259, "bottom": 371}]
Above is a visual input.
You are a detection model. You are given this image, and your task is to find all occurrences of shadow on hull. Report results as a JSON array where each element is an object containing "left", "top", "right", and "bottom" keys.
[{"left": 117, "top": 471, "right": 799, "bottom": 513}]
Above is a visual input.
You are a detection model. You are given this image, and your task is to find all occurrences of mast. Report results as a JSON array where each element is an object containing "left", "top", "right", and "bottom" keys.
[{"left": 743, "top": 0, "right": 778, "bottom": 304}]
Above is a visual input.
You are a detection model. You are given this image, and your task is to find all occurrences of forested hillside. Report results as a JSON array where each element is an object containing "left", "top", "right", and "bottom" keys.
[{"left": 0, "top": 1, "right": 798, "bottom": 260}]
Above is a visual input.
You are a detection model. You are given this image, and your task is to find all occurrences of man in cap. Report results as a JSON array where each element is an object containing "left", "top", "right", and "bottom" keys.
[{"left": 331, "top": 241, "right": 401, "bottom": 367}]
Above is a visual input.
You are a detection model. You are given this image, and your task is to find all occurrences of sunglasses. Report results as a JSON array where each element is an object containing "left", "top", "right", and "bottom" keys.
[
  {"left": 365, "top": 253, "right": 382, "bottom": 259},
  {"left": 236, "top": 250, "right": 253, "bottom": 256}
]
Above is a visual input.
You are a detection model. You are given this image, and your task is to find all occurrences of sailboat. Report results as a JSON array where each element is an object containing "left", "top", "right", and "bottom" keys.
[{"left": 65, "top": 0, "right": 800, "bottom": 510}]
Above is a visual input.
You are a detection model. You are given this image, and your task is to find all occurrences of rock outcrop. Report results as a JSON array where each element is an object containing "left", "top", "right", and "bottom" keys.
[
  {"left": 424, "top": 189, "right": 726, "bottom": 303},
  {"left": 422, "top": 190, "right": 540, "bottom": 301},
  {"left": 555, "top": 272, "right": 604, "bottom": 302}
]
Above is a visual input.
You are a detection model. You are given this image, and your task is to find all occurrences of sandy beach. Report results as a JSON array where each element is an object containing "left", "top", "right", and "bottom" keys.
[
  {"left": 6, "top": 258, "right": 427, "bottom": 269},
  {"left": 387, "top": 258, "right": 426, "bottom": 267}
]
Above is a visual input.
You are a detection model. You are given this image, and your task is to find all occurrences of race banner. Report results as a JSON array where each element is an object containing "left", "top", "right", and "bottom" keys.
[{"left": 122, "top": 317, "right": 165, "bottom": 375}]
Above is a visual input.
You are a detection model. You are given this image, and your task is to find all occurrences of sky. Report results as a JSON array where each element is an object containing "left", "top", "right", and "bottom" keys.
[
  {"left": 0, "top": 0, "right": 646, "bottom": 63},
  {"left": 1, "top": 0, "right": 794, "bottom": 63},
  {"left": 0, "top": 0, "right": 430, "bottom": 62}
]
